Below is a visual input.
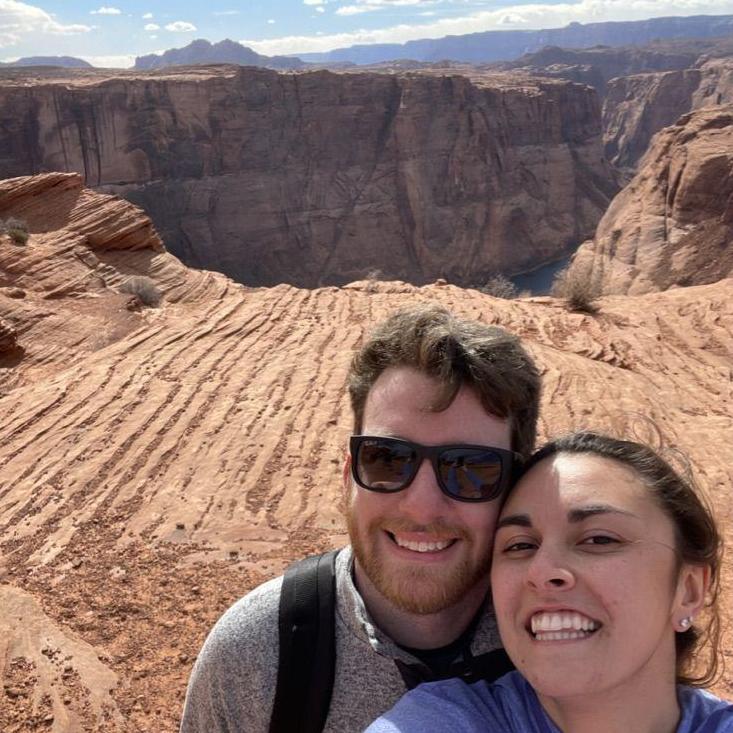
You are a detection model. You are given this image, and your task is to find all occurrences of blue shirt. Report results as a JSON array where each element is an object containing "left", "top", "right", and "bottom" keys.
[{"left": 365, "top": 671, "right": 733, "bottom": 733}]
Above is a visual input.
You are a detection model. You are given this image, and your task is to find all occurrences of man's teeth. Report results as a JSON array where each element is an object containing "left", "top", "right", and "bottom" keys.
[
  {"left": 530, "top": 612, "right": 599, "bottom": 636},
  {"left": 393, "top": 536, "right": 452, "bottom": 552}
]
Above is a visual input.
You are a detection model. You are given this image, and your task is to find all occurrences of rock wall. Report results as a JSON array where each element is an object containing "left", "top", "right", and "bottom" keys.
[
  {"left": 569, "top": 106, "right": 733, "bottom": 295},
  {"left": 0, "top": 66, "right": 617, "bottom": 287},
  {"left": 498, "top": 44, "right": 702, "bottom": 99},
  {"left": 603, "top": 57, "right": 733, "bottom": 171}
]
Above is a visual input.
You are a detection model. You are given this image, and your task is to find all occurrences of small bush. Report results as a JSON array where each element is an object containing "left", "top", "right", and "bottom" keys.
[
  {"left": 7, "top": 228, "right": 29, "bottom": 245},
  {"left": 364, "top": 269, "right": 384, "bottom": 294},
  {"left": 1, "top": 217, "right": 29, "bottom": 246},
  {"left": 551, "top": 265, "right": 602, "bottom": 313},
  {"left": 479, "top": 274, "right": 518, "bottom": 299},
  {"left": 119, "top": 276, "right": 163, "bottom": 307}
]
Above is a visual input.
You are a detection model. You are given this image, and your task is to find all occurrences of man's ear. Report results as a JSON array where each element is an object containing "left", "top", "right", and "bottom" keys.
[{"left": 673, "top": 563, "right": 710, "bottom": 630}]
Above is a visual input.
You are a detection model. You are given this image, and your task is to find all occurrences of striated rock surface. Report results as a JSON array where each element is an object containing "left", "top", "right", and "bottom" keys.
[
  {"left": 0, "top": 315, "right": 16, "bottom": 351},
  {"left": 0, "top": 65, "right": 616, "bottom": 287},
  {"left": 604, "top": 56, "right": 733, "bottom": 171},
  {"left": 569, "top": 106, "right": 733, "bottom": 295},
  {"left": 1, "top": 174, "right": 732, "bottom": 730}
]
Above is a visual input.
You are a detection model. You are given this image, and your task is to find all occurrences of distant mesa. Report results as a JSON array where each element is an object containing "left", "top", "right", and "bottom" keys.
[
  {"left": 2, "top": 56, "right": 92, "bottom": 68},
  {"left": 494, "top": 36, "right": 733, "bottom": 99},
  {"left": 134, "top": 38, "right": 307, "bottom": 70},
  {"left": 298, "top": 14, "right": 733, "bottom": 65}
]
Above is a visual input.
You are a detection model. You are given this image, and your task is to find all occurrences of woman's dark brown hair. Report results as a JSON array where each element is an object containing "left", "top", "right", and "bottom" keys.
[{"left": 518, "top": 431, "right": 722, "bottom": 687}]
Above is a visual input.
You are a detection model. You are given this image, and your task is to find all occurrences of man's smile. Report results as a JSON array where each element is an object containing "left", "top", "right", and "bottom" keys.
[{"left": 389, "top": 532, "right": 457, "bottom": 553}]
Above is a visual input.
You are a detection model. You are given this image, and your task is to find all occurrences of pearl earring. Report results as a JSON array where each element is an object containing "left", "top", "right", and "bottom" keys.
[{"left": 679, "top": 617, "right": 692, "bottom": 630}]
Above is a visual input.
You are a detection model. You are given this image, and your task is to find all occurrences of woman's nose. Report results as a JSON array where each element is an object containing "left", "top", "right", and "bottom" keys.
[{"left": 526, "top": 546, "right": 576, "bottom": 591}]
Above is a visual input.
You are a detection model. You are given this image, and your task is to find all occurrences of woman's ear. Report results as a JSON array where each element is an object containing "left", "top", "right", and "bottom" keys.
[{"left": 673, "top": 564, "right": 710, "bottom": 632}]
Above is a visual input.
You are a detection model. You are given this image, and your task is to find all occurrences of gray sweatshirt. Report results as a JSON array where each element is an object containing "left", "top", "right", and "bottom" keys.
[{"left": 180, "top": 547, "right": 504, "bottom": 733}]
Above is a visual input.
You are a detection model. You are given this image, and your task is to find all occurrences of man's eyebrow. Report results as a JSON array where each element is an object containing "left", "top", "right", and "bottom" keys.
[
  {"left": 496, "top": 514, "right": 532, "bottom": 530},
  {"left": 568, "top": 505, "right": 638, "bottom": 522}
]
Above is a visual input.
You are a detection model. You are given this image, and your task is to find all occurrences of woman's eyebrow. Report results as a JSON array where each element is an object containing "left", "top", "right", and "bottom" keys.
[
  {"left": 496, "top": 514, "right": 532, "bottom": 530},
  {"left": 496, "top": 505, "right": 638, "bottom": 530},
  {"left": 568, "top": 505, "right": 637, "bottom": 522}
]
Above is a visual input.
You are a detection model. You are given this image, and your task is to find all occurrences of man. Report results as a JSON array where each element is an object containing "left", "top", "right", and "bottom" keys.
[{"left": 181, "top": 304, "right": 541, "bottom": 733}]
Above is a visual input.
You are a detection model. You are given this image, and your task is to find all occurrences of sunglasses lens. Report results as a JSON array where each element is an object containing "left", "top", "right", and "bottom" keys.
[
  {"left": 438, "top": 449, "right": 504, "bottom": 501},
  {"left": 355, "top": 439, "right": 417, "bottom": 491}
]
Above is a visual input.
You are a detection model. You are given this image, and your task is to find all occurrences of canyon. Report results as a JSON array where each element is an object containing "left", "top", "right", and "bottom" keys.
[
  {"left": 0, "top": 173, "right": 731, "bottom": 730},
  {"left": 569, "top": 105, "right": 733, "bottom": 295},
  {"left": 603, "top": 56, "right": 733, "bottom": 171},
  {"left": 0, "top": 65, "right": 617, "bottom": 288}
]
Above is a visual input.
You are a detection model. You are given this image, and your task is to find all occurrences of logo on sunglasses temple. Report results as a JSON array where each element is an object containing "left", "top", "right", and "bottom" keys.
[{"left": 349, "top": 435, "right": 519, "bottom": 502}]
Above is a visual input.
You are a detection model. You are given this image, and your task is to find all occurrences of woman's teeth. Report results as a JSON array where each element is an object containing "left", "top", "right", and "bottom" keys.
[
  {"left": 530, "top": 611, "right": 600, "bottom": 640},
  {"left": 393, "top": 535, "right": 452, "bottom": 552}
]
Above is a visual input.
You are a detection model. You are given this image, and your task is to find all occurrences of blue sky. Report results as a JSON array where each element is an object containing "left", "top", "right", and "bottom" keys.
[{"left": 2, "top": 0, "right": 733, "bottom": 67}]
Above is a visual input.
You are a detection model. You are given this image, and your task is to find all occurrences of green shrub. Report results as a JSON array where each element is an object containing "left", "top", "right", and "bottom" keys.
[
  {"left": 7, "top": 228, "right": 29, "bottom": 245},
  {"left": 119, "top": 276, "right": 163, "bottom": 307},
  {"left": 1, "top": 217, "right": 29, "bottom": 246},
  {"left": 479, "top": 274, "right": 518, "bottom": 299}
]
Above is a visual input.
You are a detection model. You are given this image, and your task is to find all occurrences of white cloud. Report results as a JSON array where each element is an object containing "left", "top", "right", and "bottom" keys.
[
  {"left": 303, "top": 0, "right": 324, "bottom": 4},
  {"left": 213, "top": 9, "right": 241, "bottom": 15},
  {"left": 336, "top": 5, "right": 371, "bottom": 14},
  {"left": 267, "top": 18, "right": 276, "bottom": 23},
  {"left": 336, "top": 0, "right": 427, "bottom": 12},
  {"left": 0, "top": 0, "right": 92, "bottom": 46},
  {"left": 144, "top": 22, "right": 159, "bottom": 31},
  {"left": 90, "top": 6, "right": 121, "bottom": 14},
  {"left": 142, "top": 12, "right": 153, "bottom": 19},
  {"left": 149, "top": 34, "right": 157, "bottom": 39},
  {"left": 316, "top": 5, "right": 325, "bottom": 10},
  {"left": 165, "top": 20, "right": 197, "bottom": 32},
  {"left": 243, "top": 0, "right": 733, "bottom": 54}
]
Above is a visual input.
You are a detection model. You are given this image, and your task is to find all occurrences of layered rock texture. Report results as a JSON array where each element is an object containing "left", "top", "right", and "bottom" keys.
[
  {"left": 0, "top": 65, "right": 616, "bottom": 287},
  {"left": 1, "top": 174, "right": 732, "bottom": 730},
  {"left": 603, "top": 56, "right": 733, "bottom": 171},
  {"left": 569, "top": 106, "right": 733, "bottom": 295}
]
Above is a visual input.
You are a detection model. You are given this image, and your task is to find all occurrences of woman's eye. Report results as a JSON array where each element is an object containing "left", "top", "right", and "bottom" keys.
[
  {"left": 580, "top": 535, "right": 619, "bottom": 547},
  {"left": 503, "top": 541, "right": 537, "bottom": 553}
]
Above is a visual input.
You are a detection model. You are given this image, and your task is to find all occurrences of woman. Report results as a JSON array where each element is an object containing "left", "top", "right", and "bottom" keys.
[{"left": 366, "top": 432, "right": 732, "bottom": 733}]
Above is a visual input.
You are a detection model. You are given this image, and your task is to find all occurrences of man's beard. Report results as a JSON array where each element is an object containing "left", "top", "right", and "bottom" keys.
[{"left": 347, "top": 511, "right": 491, "bottom": 615}]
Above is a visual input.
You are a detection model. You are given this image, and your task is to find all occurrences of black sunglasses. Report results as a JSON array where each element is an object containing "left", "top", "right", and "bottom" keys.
[{"left": 349, "top": 435, "right": 522, "bottom": 503}]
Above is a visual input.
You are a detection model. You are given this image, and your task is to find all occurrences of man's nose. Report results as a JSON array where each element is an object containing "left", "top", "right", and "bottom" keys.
[
  {"left": 526, "top": 544, "right": 576, "bottom": 591},
  {"left": 394, "top": 458, "right": 450, "bottom": 521}
]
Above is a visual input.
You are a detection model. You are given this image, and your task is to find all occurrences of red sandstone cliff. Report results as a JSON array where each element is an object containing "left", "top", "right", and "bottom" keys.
[
  {"left": 0, "top": 65, "right": 616, "bottom": 288},
  {"left": 603, "top": 57, "right": 733, "bottom": 171},
  {"left": 568, "top": 106, "right": 733, "bottom": 295},
  {"left": 0, "top": 174, "right": 731, "bottom": 730}
]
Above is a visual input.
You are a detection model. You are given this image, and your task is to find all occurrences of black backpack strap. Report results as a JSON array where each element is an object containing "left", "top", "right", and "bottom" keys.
[{"left": 269, "top": 549, "right": 339, "bottom": 733}]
